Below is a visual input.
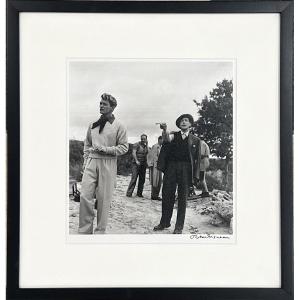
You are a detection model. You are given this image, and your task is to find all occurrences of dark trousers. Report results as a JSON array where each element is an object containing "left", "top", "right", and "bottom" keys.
[
  {"left": 126, "top": 162, "right": 147, "bottom": 196},
  {"left": 151, "top": 185, "right": 161, "bottom": 199},
  {"left": 160, "top": 161, "right": 192, "bottom": 230}
]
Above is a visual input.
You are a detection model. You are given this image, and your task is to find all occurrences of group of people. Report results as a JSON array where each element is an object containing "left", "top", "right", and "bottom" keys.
[
  {"left": 78, "top": 93, "right": 210, "bottom": 235},
  {"left": 126, "top": 134, "right": 163, "bottom": 200}
]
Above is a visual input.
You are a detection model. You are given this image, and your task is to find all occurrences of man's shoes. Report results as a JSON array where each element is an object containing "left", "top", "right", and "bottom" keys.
[
  {"left": 173, "top": 228, "right": 183, "bottom": 234},
  {"left": 153, "top": 223, "right": 171, "bottom": 231},
  {"left": 137, "top": 194, "right": 143, "bottom": 198},
  {"left": 200, "top": 191, "right": 210, "bottom": 198},
  {"left": 126, "top": 194, "right": 132, "bottom": 197},
  {"left": 151, "top": 196, "right": 162, "bottom": 201}
]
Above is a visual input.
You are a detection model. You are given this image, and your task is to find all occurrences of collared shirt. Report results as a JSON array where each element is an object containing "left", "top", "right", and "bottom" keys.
[
  {"left": 163, "top": 129, "right": 190, "bottom": 142},
  {"left": 180, "top": 129, "right": 190, "bottom": 140}
]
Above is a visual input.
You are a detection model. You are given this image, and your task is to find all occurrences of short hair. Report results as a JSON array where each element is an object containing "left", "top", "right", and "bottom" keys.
[
  {"left": 101, "top": 93, "right": 117, "bottom": 108},
  {"left": 141, "top": 134, "right": 147, "bottom": 139},
  {"left": 158, "top": 136, "right": 163, "bottom": 140}
]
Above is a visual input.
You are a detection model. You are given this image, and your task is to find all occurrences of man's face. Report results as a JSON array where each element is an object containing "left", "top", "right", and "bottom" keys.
[
  {"left": 141, "top": 135, "right": 147, "bottom": 144},
  {"left": 179, "top": 117, "right": 192, "bottom": 131},
  {"left": 100, "top": 99, "right": 114, "bottom": 115},
  {"left": 158, "top": 138, "right": 163, "bottom": 146}
]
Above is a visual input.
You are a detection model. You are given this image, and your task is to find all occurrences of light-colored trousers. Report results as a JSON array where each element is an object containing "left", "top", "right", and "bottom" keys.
[
  {"left": 78, "top": 157, "right": 117, "bottom": 234},
  {"left": 149, "top": 166, "right": 162, "bottom": 198}
]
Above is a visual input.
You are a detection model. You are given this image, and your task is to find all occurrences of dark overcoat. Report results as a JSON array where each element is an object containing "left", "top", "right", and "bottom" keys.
[{"left": 157, "top": 132, "right": 202, "bottom": 184}]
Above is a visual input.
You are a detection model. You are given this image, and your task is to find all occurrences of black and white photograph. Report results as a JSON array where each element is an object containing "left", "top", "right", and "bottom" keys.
[
  {"left": 5, "top": 0, "right": 294, "bottom": 296},
  {"left": 68, "top": 59, "right": 234, "bottom": 236}
]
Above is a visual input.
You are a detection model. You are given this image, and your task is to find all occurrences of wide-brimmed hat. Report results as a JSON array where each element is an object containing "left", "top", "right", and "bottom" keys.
[{"left": 176, "top": 114, "right": 194, "bottom": 128}]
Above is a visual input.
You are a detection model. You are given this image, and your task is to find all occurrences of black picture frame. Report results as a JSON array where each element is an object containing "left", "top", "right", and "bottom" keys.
[{"left": 6, "top": 1, "right": 294, "bottom": 299}]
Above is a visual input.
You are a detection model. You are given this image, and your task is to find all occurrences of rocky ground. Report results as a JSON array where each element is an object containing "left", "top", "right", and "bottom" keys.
[{"left": 69, "top": 175, "right": 232, "bottom": 235}]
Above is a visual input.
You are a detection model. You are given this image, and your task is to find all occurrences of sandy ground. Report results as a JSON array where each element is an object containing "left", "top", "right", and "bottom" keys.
[{"left": 69, "top": 175, "right": 231, "bottom": 234}]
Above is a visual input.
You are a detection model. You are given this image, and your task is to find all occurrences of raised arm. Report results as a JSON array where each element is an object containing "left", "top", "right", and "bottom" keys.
[
  {"left": 132, "top": 144, "right": 140, "bottom": 165},
  {"left": 160, "top": 123, "right": 174, "bottom": 142}
]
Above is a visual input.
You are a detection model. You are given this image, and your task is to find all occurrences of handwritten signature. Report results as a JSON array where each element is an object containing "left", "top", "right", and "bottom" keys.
[{"left": 189, "top": 234, "right": 230, "bottom": 240}]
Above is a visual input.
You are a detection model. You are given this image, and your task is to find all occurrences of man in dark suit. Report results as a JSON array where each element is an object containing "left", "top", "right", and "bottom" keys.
[{"left": 153, "top": 114, "right": 202, "bottom": 234}]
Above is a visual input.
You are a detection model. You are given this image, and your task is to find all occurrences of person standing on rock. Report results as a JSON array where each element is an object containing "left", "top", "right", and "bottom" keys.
[
  {"left": 153, "top": 114, "right": 202, "bottom": 234},
  {"left": 147, "top": 136, "right": 163, "bottom": 200},
  {"left": 126, "top": 134, "right": 149, "bottom": 198},
  {"left": 78, "top": 93, "right": 128, "bottom": 234}
]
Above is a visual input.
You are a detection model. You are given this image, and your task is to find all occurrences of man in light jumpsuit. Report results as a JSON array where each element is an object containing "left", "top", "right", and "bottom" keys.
[{"left": 79, "top": 93, "right": 128, "bottom": 234}]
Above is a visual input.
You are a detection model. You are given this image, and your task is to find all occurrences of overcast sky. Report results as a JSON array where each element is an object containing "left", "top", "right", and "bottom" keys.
[{"left": 69, "top": 60, "right": 233, "bottom": 146}]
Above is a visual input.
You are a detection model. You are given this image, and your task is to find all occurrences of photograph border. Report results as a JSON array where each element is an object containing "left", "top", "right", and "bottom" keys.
[
  {"left": 66, "top": 57, "right": 237, "bottom": 243},
  {"left": 6, "top": 1, "right": 293, "bottom": 299}
]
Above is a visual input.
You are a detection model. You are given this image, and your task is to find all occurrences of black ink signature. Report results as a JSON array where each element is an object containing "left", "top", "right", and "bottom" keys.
[{"left": 189, "top": 234, "right": 230, "bottom": 240}]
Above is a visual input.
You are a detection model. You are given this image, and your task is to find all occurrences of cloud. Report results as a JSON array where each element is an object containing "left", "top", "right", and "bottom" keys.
[{"left": 69, "top": 60, "right": 233, "bottom": 143}]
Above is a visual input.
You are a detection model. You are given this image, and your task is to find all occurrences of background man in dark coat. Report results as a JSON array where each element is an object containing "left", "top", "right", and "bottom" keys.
[{"left": 154, "top": 114, "right": 202, "bottom": 234}]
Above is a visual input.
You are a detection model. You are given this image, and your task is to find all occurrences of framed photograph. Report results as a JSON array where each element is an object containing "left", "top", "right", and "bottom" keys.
[{"left": 6, "top": 0, "right": 293, "bottom": 299}]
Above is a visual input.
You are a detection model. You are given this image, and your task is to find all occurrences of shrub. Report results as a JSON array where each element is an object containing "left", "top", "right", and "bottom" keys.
[
  {"left": 205, "top": 170, "right": 224, "bottom": 191},
  {"left": 206, "top": 158, "right": 233, "bottom": 192},
  {"left": 69, "top": 163, "right": 83, "bottom": 182}
]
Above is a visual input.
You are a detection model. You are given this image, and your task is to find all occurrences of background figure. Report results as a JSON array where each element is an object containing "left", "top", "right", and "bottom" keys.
[
  {"left": 199, "top": 139, "right": 210, "bottom": 197},
  {"left": 79, "top": 93, "right": 128, "bottom": 234},
  {"left": 147, "top": 136, "right": 163, "bottom": 200},
  {"left": 126, "top": 134, "right": 149, "bottom": 197}
]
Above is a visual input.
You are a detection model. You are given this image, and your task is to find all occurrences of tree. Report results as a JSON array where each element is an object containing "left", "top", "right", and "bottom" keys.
[{"left": 193, "top": 79, "right": 233, "bottom": 189}]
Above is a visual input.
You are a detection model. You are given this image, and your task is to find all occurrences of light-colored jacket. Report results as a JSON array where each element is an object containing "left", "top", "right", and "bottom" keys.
[
  {"left": 200, "top": 140, "right": 210, "bottom": 171},
  {"left": 147, "top": 143, "right": 162, "bottom": 187},
  {"left": 147, "top": 143, "right": 161, "bottom": 168}
]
